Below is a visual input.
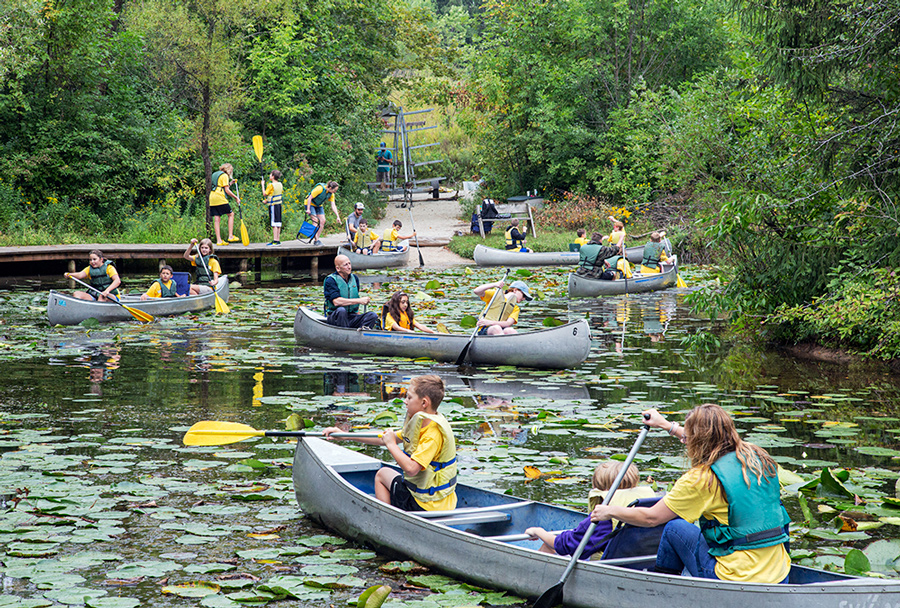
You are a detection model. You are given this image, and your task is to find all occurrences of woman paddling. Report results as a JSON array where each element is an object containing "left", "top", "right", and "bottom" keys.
[{"left": 590, "top": 404, "right": 791, "bottom": 583}]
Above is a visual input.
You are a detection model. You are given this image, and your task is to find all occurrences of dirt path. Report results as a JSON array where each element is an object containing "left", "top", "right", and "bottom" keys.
[{"left": 372, "top": 197, "right": 471, "bottom": 269}]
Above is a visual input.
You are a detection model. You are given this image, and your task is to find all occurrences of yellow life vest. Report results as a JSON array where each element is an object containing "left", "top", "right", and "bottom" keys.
[
  {"left": 267, "top": 181, "right": 283, "bottom": 205},
  {"left": 481, "top": 291, "right": 518, "bottom": 322},
  {"left": 382, "top": 227, "right": 399, "bottom": 252},
  {"left": 401, "top": 412, "right": 457, "bottom": 504},
  {"left": 355, "top": 230, "right": 377, "bottom": 250},
  {"left": 608, "top": 229, "right": 625, "bottom": 247},
  {"left": 505, "top": 225, "right": 525, "bottom": 249}
]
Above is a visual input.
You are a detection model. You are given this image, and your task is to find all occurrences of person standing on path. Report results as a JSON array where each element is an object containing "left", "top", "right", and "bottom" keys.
[
  {"left": 376, "top": 142, "right": 393, "bottom": 192},
  {"left": 305, "top": 181, "right": 340, "bottom": 246},
  {"left": 208, "top": 163, "right": 240, "bottom": 246}
]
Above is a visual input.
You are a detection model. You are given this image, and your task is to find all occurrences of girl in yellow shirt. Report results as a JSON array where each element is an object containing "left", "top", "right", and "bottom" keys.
[{"left": 382, "top": 291, "right": 435, "bottom": 333}]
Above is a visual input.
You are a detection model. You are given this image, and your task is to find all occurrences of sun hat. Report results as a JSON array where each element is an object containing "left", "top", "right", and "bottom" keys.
[
  {"left": 355, "top": 202, "right": 365, "bottom": 210},
  {"left": 509, "top": 280, "right": 533, "bottom": 301}
]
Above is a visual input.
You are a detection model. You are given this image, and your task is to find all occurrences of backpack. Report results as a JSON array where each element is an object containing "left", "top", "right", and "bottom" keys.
[{"left": 600, "top": 496, "right": 667, "bottom": 560}]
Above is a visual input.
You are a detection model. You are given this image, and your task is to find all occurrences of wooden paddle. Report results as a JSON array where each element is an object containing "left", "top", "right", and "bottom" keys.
[
  {"left": 407, "top": 205, "right": 425, "bottom": 267},
  {"left": 234, "top": 181, "right": 250, "bottom": 246},
  {"left": 455, "top": 268, "right": 510, "bottom": 366},
  {"left": 183, "top": 420, "right": 382, "bottom": 446},
  {"left": 66, "top": 275, "right": 154, "bottom": 323},
  {"left": 195, "top": 244, "right": 230, "bottom": 313},
  {"left": 533, "top": 418, "right": 651, "bottom": 608}
]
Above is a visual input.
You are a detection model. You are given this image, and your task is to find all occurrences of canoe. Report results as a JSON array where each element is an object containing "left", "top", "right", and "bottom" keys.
[
  {"left": 47, "top": 276, "right": 229, "bottom": 325},
  {"left": 337, "top": 242, "right": 410, "bottom": 269},
  {"left": 294, "top": 438, "right": 899, "bottom": 608},
  {"left": 568, "top": 258, "right": 678, "bottom": 298},
  {"left": 474, "top": 244, "right": 644, "bottom": 267},
  {"left": 293, "top": 306, "right": 591, "bottom": 369}
]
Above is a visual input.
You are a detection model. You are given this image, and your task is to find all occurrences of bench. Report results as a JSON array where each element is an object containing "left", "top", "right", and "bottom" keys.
[
  {"left": 476, "top": 197, "right": 540, "bottom": 240},
  {"left": 414, "top": 501, "right": 534, "bottom": 527}
]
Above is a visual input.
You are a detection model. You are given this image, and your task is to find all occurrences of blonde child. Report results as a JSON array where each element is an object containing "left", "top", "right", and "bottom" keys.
[
  {"left": 526, "top": 460, "right": 654, "bottom": 559},
  {"left": 183, "top": 238, "right": 221, "bottom": 295},
  {"left": 353, "top": 218, "right": 380, "bottom": 255},
  {"left": 602, "top": 217, "right": 626, "bottom": 249},
  {"left": 381, "top": 219, "right": 416, "bottom": 252},
  {"left": 64, "top": 250, "right": 121, "bottom": 302},
  {"left": 141, "top": 265, "right": 184, "bottom": 300},
  {"left": 323, "top": 375, "right": 456, "bottom": 512},
  {"left": 262, "top": 169, "right": 283, "bottom": 246}
]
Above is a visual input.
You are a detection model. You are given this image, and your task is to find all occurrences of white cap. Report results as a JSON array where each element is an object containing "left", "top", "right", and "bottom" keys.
[{"left": 355, "top": 202, "right": 365, "bottom": 210}]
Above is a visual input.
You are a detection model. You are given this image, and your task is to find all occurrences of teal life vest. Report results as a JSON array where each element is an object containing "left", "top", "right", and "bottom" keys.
[
  {"left": 309, "top": 183, "right": 331, "bottom": 206},
  {"left": 700, "top": 452, "right": 791, "bottom": 557},
  {"left": 605, "top": 254, "right": 623, "bottom": 277},
  {"left": 211, "top": 170, "right": 227, "bottom": 193},
  {"left": 155, "top": 279, "right": 179, "bottom": 298},
  {"left": 642, "top": 242, "right": 666, "bottom": 269},
  {"left": 89, "top": 261, "right": 118, "bottom": 296},
  {"left": 578, "top": 244, "right": 603, "bottom": 271},
  {"left": 505, "top": 225, "right": 524, "bottom": 250},
  {"left": 195, "top": 254, "right": 218, "bottom": 284},
  {"left": 324, "top": 272, "right": 360, "bottom": 314}
]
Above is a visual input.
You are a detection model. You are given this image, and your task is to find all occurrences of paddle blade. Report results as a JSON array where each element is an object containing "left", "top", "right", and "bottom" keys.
[
  {"left": 184, "top": 421, "right": 263, "bottom": 446},
  {"left": 252, "top": 135, "right": 263, "bottom": 162},
  {"left": 455, "top": 338, "right": 474, "bottom": 366},
  {"left": 240, "top": 220, "right": 249, "bottom": 246},
  {"left": 533, "top": 582, "right": 563, "bottom": 608},
  {"left": 676, "top": 274, "right": 687, "bottom": 288},
  {"left": 215, "top": 294, "right": 230, "bottom": 314},
  {"left": 124, "top": 305, "right": 154, "bottom": 323}
]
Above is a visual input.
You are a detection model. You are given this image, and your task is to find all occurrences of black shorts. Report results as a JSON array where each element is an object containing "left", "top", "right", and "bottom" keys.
[
  {"left": 210, "top": 204, "right": 232, "bottom": 217},
  {"left": 269, "top": 204, "right": 282, "bottom": 227},
  {"left": 389, "top": 476, "right": 424, "bottom": 512}
]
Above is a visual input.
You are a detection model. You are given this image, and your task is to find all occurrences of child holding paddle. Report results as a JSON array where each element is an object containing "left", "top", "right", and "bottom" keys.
[
  {"left": 183, "top": 238, "right": 221, "bottom": 295},
  {"left": 526, "top": 461, "right": 654, "bottom": 559},
  {"left": 381, "top": 219, "right": 415, "bottom": 252},
  {"left": 64, "top": 250, "right": 121, "bottom": 302},
  {"left": 262, "top": 169, "right": 283, "bottom": 246},
  {"left": 140, "top": 265, "right": 184, "bottom": 300},
  {"left": 323, "top": 374, "right": 457, "bottom": 512},
  {"left": 472, "top": 279, "right": 533, "bottom": 335}
]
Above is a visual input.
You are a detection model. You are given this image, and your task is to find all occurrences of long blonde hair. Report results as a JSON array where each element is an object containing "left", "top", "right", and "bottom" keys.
[{"left": 684, "top": 403, "right": 777, "bottom": 488}]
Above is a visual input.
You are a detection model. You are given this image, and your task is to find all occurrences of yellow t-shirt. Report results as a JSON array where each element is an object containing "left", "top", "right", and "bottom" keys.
[
  {"left": 397, "top": 422, "right": 457, "bottom": 511},
  {"left": 385, "top": 311, "right": 411, "bottom": 330},
  {"left": 189, "top": 256, "right": 223, "bottom": 276},
  {"left": 383, "top": 227, "right": 400, "bottom": 243},
  {"left": 480, "top": 289, "right": 519, "bottom": 324},
  {"left": 209, "top": 172, "right": 230, "bottom": 207},
  {"left": 307, "top": 185, "right": 335, "bottom": 206},
  {"left": 574, "top": 236, "right": 589, "bottom": 246},
  {"left": 663, "top": 467, "right": 790, "bottom": 583},
  {"left": 145, "top": 279, "right": 176, "bottom": 298}
]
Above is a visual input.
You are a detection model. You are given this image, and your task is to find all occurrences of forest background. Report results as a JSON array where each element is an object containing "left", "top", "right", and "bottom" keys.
[{"left": 0, "top": 0, "right": 898, "bottom": 360}]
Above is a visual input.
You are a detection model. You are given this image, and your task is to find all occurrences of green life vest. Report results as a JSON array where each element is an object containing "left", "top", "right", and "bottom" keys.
[
  {"left": 211, "top": 170, "right": 227, "bottom": 193},
  {"left": 89, "top": 261, "right": 118, "bottom": 296},
  {"left": 155, "top": 279, "right": 179, "bottom": 298},
  {"left": 505, "top": 225, "right": 524, "bottom": 250},
  {"left": 195, "top": 254, "right": 218, "bottom": 284},
  {"left": 481, "top": 291, "right": 517, "bottom": 322},
  {"left": 701, "top": 452, "right": 791, "bottom": 557},
  {"left": 578, "top": 244, "right": 604, "bottom": 271},
  {"left": 642, "top": 242, "right": 666, "bottom": 269},
  {"left": 401, "top": 412, "right": 457, "bottom": 504},
  {"left": 309, "top": 183, "right": 330, "bottom": 206},
  {"left": 324, "top": 272, "right": 360, "bottom": 314},
  {"left": 605, "top": 255, "right": 623, "bottom": 276}
]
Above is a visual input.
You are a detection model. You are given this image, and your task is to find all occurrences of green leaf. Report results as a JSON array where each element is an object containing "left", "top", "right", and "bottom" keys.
[
  {"left": 425, "top": 280, "right": 440, "bottom": 289},
  {"left": 357, "top": 584, "right": 391, "bottom": 608},
  {"left": 459, "top": 315, "right": 478, "bottom": 329},
  {"left": 844, "top": 549, "right": 870, "bottom": 575},
  {"left": 817, "top": 468, "right": 854, "bottom": 499},
  {"left": 541, "top": 317, "right": 564, "bottom": 327}
]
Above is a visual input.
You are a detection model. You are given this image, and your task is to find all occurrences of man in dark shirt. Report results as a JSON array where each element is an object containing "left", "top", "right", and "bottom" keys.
[
  {"left": 323, "top": 255, "right": 381, "bottom": 328},
  {"left": 577, "top": 233, "right": 624, "bottom": 279}
]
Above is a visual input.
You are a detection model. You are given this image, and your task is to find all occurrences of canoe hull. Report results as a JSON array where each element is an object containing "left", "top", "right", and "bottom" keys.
[
  {"left": 474, "top": 244, "right": 643, "bottom": 267},
  {"left": 293, "top": 306, "right": 591, "bottom": 369},
  {"left": 294, "top": 439, "right": 898, "bottom": 608},
  {"left": 568, "top": 261, "right": 677, "bottom": 297},
  {"left": 47, "top": 276, "right": 229, "bottom": 325},
  {"left": 337, "top": 244, "right": 409, "bottom": 269}
]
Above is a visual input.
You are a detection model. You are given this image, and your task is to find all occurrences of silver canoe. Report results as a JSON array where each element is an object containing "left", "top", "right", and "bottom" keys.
[
  {"left": 293, "top": 306, "right": 591, "bottom": 369},
  {"left": 568, "top": 258, "right": 678, "bottom": 298},
  {"left": 337, "top": 242, "right": 410, "bottom": 269},
  {"left": 474, "top": 244, "right": 644, "bottom": 267},
  {"left": 294, "top": 438, "right": 900, "bottom": 608},
  {"left": 47, "top": 276, "right": 229, "bottom": 325}
]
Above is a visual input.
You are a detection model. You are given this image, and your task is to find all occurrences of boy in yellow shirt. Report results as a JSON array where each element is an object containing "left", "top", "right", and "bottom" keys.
[
  {"left": 324, "top": 375, "right": 457, "bottom": 511},
  {"left": 353, "top": 219, "right": 381, "bottom": 254},
  {"left": 381, "top": 219, "right": 416, "bottom": 252},
  {"left": 573, "top": 228, "right": 589, "bottom": 247},
  {"left": 261, "top": 170, "right": 283, "bottom": 246},
  {"left": 141, "top": 265, "right": 185, "bottom": 300}
]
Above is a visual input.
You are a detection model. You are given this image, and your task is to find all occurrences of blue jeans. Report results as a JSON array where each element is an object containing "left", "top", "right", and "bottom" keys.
[
  {"left": 326, "top": 307, "right": 380, "bottom": 329},
  {"left": 655, "top": 519, "right": 719, "bottom": 579}
]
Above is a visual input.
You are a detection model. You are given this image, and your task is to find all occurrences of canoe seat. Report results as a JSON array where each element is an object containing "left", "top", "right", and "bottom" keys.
[
  {"left": 429, "top": 512, "right": 511, "bottom": 527},
  {"left": 415, "top": 501, "right": 534, "bottom": 519}
]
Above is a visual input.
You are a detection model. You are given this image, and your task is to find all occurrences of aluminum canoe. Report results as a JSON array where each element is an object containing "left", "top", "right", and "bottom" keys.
[
  {"left": 294, "top": 438, "right": 898, "bottom": 608},
  {"left": 568, "top": 258, "right": 678, "bottom": 298},
  {"left": 473, "top": 244, "right": 644, "bottom": 267},
  {"left": 337, "top": 242, "right": 410, "bottom": 269},
  {"left": 293, "top": 306, "right": 591, "bottom": 369},
  {"left": 47, "top": 276, "right": 229, "bottom": 325}
]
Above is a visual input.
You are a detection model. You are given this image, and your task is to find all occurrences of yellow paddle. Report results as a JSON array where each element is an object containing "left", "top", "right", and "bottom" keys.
[
  {"left": 234, "top": 182, "right": 250, "bottom": 246},
  {"left": 66, "top": 275, "right": 154, "bottom": 323},
  {"left": 183, "top": 420, "right": 383, "bottom": 446},
  {"left": 195, "top": 244, "right": 230, "bottom": 313},
  {"left": 662, "top": 233, "right": 687, "bottom": 287}
]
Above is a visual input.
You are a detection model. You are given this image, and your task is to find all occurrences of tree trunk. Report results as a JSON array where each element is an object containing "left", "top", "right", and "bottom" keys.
[{"left": 202, "top": 81, "right": 212, "bottom": 235}]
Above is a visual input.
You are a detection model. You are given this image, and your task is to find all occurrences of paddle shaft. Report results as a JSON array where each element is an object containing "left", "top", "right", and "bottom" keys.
[
  {"left": 540, "top": 421, "right": 650, "bottom": 603},
  {"left": 189, "top": 429, "right": 382, "bottom": 439},
  {"left": 66, "top": 275, "right": 151, "bottom": 321},
  {"left": 195, "top": 244, "right": 216, "bottom": 288},
  {"left": 67, "top": 275, "right": 114, "bottom": 300},
  {"left": 456, "top": 268, "right": 510, "bottom": 365},
  {"left": 407, "top": 205, "right": 424, "bottom": 267}
]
